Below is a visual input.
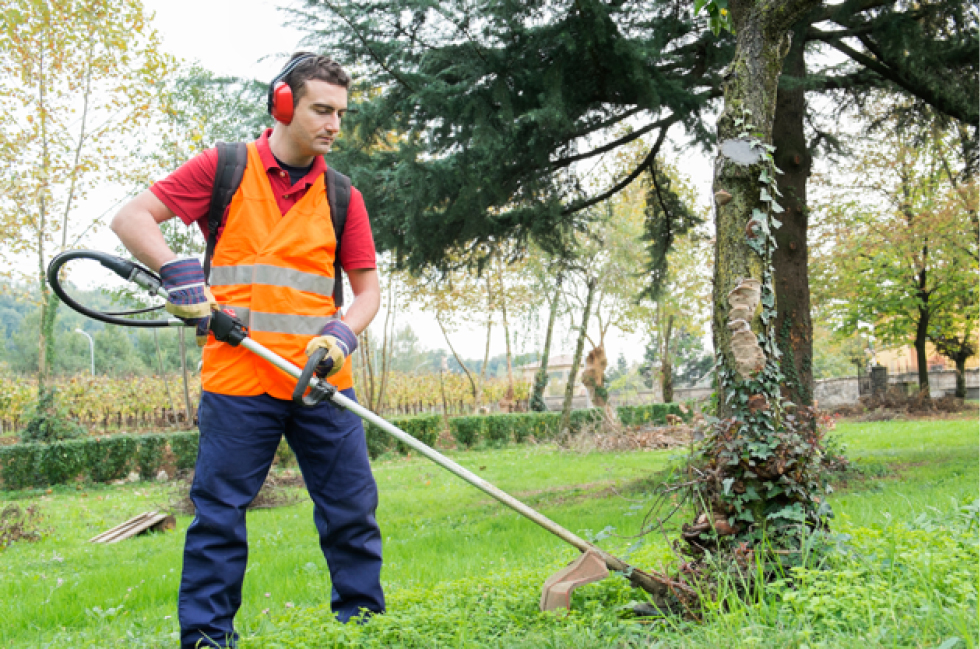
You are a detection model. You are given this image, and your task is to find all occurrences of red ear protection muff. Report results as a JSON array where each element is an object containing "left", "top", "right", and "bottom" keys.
[
  {"left": 267, "top": 54, "right": 319, "bottom": 125},
  {"left": 271, "top": 81, "right": 295, "bottom": 124}
]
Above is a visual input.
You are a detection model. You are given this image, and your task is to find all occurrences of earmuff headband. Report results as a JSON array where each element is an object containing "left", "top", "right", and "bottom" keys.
[{"left": 266, "top": 53, "right": 319, "bottom": 116}]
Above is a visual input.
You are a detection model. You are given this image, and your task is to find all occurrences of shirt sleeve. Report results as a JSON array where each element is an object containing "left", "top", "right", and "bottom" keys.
[
  {"left": 339, "top": 187, "right": 377, "bottom": 270},
  {"left": 149, "top": 148, "right": 219, "bottom": 237}
]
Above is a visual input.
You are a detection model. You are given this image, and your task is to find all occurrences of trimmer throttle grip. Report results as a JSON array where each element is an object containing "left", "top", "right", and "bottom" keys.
[
  {"left": 209, "top": 309, "right": 247, "bottom": 346},
  {"left": 293, "top": 348, "right": 338, "bottom": 407}
]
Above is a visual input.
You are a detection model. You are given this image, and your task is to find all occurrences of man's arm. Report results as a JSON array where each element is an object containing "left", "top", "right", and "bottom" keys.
[
  {"left": 342, "top": 268, "right": 381, "bottom": 335},
  {"left": 110, "top": 190, "right": 180, "bottom": 272}
]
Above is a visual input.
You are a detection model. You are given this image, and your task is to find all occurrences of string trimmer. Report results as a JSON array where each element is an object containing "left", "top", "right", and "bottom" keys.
[{"left": 48, "top": 250, "right": 672, "bottom": 611}]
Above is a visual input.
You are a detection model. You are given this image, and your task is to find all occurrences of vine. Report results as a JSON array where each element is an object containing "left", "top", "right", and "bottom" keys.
[{"left": 680, "top": 107, "right": 834, "bottom": 560}]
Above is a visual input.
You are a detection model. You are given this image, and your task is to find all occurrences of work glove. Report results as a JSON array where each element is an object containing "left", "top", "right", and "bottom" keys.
[
  {"left": 305, "top": 320, "right": 358, "bottom": 379},
  {"left": 195, "top": 314, "right": 212, "bottom": 348},
  {"left": 159, "top": 258, "right": 216, "bottom": 325}
]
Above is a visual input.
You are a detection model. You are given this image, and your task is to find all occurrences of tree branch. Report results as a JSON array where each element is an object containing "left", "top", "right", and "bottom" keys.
[
  {"left": 550, "top": 114, "right": 675, "bottom": 171},
  {"left": 560, "top": 117, "right": 676, "bottom": 216}
]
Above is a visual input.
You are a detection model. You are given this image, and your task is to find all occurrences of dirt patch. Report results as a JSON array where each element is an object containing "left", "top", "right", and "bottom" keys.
[
  {"left": 0, "top": 503, "right": 49, "bottom": 548},
  {"left": 163, "top": 470, "right": 307, "bottom": 516},
  {"left": 830, "top": 389, "right": 976, "bottom": 421},
  {"left": 562, "top": 424, "right": 695, "bottom": 453}
]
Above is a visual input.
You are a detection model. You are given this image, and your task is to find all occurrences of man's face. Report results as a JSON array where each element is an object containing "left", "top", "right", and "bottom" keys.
[{"left": 286, "top": 79, "right": 348, "bottom": 157}]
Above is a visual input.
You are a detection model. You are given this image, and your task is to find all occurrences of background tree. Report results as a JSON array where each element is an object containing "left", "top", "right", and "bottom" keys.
[
  {"left": 296, "top": 0, "right": 976, "bottom": 415},
  {"left": 769, "top": 0, "right": 977, "bottom": 406},
  {"left": 811, "top": 105, "right": 978, "bottom": 396},
  {"left": 0, "top": 0, "right": 170, "bottom": 426}
]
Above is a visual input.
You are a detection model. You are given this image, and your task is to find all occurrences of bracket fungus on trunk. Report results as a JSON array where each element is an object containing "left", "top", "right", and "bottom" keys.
[{"left": 727, "top": 278, "right": 765, "bottom": 379}]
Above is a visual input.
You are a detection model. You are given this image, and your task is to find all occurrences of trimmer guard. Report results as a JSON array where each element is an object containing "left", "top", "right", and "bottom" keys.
[{"left": 540, "top": 549, "right": 609, "bottom": 612}]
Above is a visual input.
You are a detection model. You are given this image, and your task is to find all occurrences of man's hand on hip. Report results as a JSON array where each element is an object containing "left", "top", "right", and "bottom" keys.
[
  {"left": 305, "top": 320, "right": 358, "bottom": 378},
  {"left": 160, "top": 258, "right": 216, "bottom": 324}
]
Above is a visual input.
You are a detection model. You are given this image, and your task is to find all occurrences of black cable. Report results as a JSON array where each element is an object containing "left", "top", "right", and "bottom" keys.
[{"left": 47, "top": 250, "right": 178, "bottom": 328}]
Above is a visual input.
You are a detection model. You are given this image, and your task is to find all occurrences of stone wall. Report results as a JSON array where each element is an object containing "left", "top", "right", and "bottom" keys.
[
  {"left": 813, "top": 377, "right": 861, "bottom": 408},
  {"left": 603, "top": 368, "right": 978, "bottom": 410}
]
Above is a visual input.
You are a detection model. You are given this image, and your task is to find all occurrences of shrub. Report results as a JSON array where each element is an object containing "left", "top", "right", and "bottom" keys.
[
  {"left": 364, "top": 422, "right": 394, "bottom": 459},
  {"left": 483, "top": 415, "right": 512, "bottom": 447},
  {"left": 569, "top": 408, "right": 604, "bottom": 433},
  {"left": 275, "top": 437, "right": 296, "bottom": 467},
  {"left": 616, "top": 403, "right": 688, "bottom": 426},
  {"left": 19, "top": 387, "right": 85, "bottom": 444},
  {"left": 0, "top": 444, "right": 42, "bottom": 490},
  {"left": 85, "top": 435, "right": 138, "bottom": 483},
  {"left": 169, "top": 431, "right": 200, "bottom": 471},
  {"left": 38, "top": 439, "right": 87, "bottom": 486},
  {"left": 450, "top": 416, "right": 485, "bottom": 448},
  {"left": 137, "top": 434, "right": 168, "bottom": 479},
  {"left": 394, "top": 415, "right": 442, "bottom": 454},
  {"left": 529, "top": 412, "right": 561, "bottom": 440},
  {"left": 508, "top": 414, "right": 535, "bottom": 444}
]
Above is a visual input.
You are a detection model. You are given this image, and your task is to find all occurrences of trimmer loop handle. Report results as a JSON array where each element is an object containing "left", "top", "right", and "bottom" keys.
[{"left": 292, "top": 348, "right": 338, "bottom": 407}]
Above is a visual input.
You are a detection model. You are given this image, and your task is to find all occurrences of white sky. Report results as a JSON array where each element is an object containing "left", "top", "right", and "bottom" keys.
[{"left": 133, "top": 0, "right": 715, "bottom": 365}]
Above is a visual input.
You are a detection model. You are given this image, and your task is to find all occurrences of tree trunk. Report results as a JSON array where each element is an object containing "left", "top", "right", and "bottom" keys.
[
  {"left": 914, "top": 305, "right": 930, "bottom": 396},
  {"left": 360, "top": 330, "right": 376, "bottom": 411},
  {"left": 178, "top": 327, "right": 193, "bottom": 423},
  {"left": 437, "top": 315, "right": 481, "bottom": 410},
  {"left": 694, "top": 0, "right": 824, "bottom": 554},
  {"left": 772, "top": 22, "right": 814, "bottom": 408},
  {"left": 661, "top": 314, "right": 674, "bottom": 404},
  {"left": 561, "top": 277, "right": 596, "bottom": 434},
  {"left": 583, "top": 345, "right": 608, "bottom": 407},
  {"left": 531, "top": 272, "right": 562, "bottom": 411},
  {"left": 955, "top": 356, "right": 966, "bottom": 398},
  {"left": 497, "top": 260, "right": 515, "bottom": 398},
  {"left": 153, "top": 329, "right": 177, "bottom": 427},
  {"left": 711, "top": 12, "right": 787, "bottom": 418}
]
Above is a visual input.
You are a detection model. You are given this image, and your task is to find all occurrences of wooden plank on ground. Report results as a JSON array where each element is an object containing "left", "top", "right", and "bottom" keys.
[
  {"left": 90, "top": 511, "right": 175, "bottom": 543},
  {"left": 89, "top": 511, "right": 156, "bottom": 543}
]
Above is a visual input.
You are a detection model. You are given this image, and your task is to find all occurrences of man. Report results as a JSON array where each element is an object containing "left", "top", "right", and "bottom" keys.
[{"left": 111, "top": 53, "right": 384, "bottom": 648}]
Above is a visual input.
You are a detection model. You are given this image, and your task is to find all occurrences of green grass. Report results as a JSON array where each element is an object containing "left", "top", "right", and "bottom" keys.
[{"left": 0, "top": 416, "right": 976, "bottom": 648}]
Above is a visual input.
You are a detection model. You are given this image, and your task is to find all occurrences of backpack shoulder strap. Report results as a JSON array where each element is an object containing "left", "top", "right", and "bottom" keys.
[
  {"left": 204, "top": 142, "right": 248, "bottom": 282},
  {"left": 324, "top": 166, "right": 352, "bottom": 307}
]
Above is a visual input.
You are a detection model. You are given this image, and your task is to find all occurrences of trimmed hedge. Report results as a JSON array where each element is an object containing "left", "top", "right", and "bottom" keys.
[
  {"left": 0, "top": 404, "right": 693, "bottom": 489},
  {"left": 616, "top": 403, "right": 688, "bottom": 426},
  {"left": 365, "top": 415, "right": 443, "bottom": 459},
  {"left": 170, "top": 431, "right": 200, "bottom": 471}
]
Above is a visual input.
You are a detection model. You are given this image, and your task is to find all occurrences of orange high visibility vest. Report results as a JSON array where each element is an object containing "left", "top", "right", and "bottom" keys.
[{"left": 200, "top": 142, "right": 353, "bottom": 398}]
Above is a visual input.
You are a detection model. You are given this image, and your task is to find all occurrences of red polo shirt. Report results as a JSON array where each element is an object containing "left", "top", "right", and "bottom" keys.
[{"left": 149, "top": 129, "right": 377, "bottom": 270}]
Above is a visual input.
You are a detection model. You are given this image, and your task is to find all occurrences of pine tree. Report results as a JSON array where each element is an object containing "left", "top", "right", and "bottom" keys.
[{"left": 297, "top": 0, "right": 976, "bottom": 410}]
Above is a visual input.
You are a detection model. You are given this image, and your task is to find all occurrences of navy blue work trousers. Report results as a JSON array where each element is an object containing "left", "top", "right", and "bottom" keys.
[{"left": 179, "top": 389, "right": 384, "bottom": 649}]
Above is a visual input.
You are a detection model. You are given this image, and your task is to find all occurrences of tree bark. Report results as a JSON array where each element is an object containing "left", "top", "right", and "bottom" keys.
[
  {"left": 437, "top": 315, "right": 481, "bottom": 410},
  {"left": 954, "top": 356, "right": 966, "bottom": 399},
  {"left": 772, "top": 22, "right": 814, "bottom": 407},
  {"left": 914, "top": 304, "right": 930, "bottom": 396},
  {"left": 561, "top": 277, "right": 596, "bottom": 434},
  {"left": 178, "top": 327, "right": 193, "bottom": 423},
  {"left": 661, "top": 314, "right": 674, "bottom": 404},
  {"left": 531, "top": 273, "right": 563, "bottom": 411},
  {"left": 712, "top": 1, "right": 799, "bottom": 416},
  {"left": 153, "top": 329, "right": 177, "bottom": 427}
]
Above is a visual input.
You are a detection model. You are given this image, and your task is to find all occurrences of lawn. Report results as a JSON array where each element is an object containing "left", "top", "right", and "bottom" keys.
[{"left": 0, "top": 415, "right": 976, "bottom": 648}]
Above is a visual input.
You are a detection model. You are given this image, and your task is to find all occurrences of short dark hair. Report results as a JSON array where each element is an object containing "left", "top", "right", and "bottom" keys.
[{"left": 281, "top": 52, "right": 350, "bottom": 106}]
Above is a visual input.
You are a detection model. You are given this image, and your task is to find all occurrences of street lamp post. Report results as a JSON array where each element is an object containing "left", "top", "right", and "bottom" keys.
[{"left": 74, "top": 328, "right": 94, "bottom": 376}]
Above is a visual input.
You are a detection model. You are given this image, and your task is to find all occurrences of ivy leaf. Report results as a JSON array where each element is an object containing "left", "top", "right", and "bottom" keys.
[{"left": 723, "top": 477, "right": 735, "bottom": 495}]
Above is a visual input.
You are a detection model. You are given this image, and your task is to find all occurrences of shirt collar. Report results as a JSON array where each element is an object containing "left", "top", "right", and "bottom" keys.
[{"left": 255, "top": 128, "right": 328, "bottom": 186}]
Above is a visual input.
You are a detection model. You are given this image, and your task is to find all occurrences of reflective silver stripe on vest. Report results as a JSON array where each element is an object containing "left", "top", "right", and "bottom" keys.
[
  {"left": 210, "top": 264, "right": 335, "bottom": 297},
  {"left": 225, "top": 305, "right": 250, "bottom": 322},
  {"left": 249, "top": 311, "right": 339, "bottom": 336}
]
